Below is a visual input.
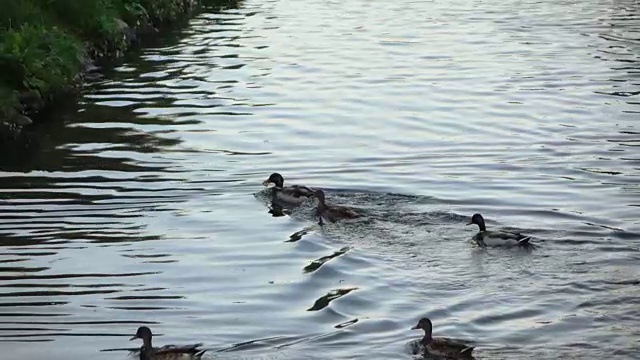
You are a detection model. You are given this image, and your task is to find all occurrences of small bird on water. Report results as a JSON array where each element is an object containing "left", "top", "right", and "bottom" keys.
[
  {"left": 313, "top": 189, "right": 360, "bottom": 225},
  {"left": 466, "top": 213, "right": 533, "bottom": 248},
  {"left": 411, "top": 317, "right": 475, "bottom": 359},
  {"left": 262, "top": 172, "right": 315, "bottom": 206},
  {"left": 129, "top": 326, "right": 206, "bottom": 360}
]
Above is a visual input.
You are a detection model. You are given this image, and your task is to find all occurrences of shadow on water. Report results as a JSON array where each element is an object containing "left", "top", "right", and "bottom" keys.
[
  {"left": 303, "top": 246, "right": 351, "bottom": 273},
  {"left": 0, "top": 63, "right": 203, "bottom": 347},
  {"left": 0, "top": 0, "right": 251, "bottom": 350},
  {"left": 307, "top": 287, "right": 358, "bottom": 312},
  {"left": 203, "top": 0, "right": 244, "bottom": 11}
]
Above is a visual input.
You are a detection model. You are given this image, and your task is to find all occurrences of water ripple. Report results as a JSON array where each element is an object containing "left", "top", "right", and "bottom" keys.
[{"left": 2, "top": 0, "right": 640, "bottom": 358}]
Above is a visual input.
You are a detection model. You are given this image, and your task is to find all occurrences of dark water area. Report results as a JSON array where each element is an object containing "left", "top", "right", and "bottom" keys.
[{"left": 1, "top": 0, "right": 640, "bottom": 359}]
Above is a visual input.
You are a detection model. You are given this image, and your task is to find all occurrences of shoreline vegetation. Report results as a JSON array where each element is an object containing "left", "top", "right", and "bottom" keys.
[{"left": 0, "top": 0, "right": 204, "bottom": 143}]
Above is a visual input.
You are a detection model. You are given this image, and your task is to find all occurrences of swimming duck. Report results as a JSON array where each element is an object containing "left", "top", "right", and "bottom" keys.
[
  {"left": 411, "top": 318, "right": 474, "bottom": 359},
  {"left": 129, "top": 326, "right": 206, "bottom": 360},
  {"left": 262, "top": 173, "right": 315, "bottom": 205},
  {"left": 466, "top": 213, "right": 531, "bottom": 247},
  {"left": 313, "top": 189, "right": 360, "bottom": 225}
]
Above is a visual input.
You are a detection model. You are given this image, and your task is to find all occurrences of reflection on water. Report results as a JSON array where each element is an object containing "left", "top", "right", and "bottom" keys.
[
  {"left": 2, "top": 0, "right": 640, "bottom": 359},
  {"left": 303, "top": 246, "right": 350, "bottom": 273},
  {"left": 307, "top": 287, "right": 358, "bottom": 312}
]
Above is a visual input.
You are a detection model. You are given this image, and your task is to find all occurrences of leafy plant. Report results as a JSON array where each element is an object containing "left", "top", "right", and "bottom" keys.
[{"left": 0, "top": 23, "right": 81, "bottom": 95}]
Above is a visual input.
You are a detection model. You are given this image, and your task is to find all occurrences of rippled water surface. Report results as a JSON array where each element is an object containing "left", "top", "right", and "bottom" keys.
[{"left": 2, "top": 0, "right": 640, "bottom": 358}]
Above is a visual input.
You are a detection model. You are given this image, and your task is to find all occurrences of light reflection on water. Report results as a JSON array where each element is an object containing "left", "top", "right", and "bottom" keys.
[{"left": 1, "top": 0, "right": 640, "bottom": 359}]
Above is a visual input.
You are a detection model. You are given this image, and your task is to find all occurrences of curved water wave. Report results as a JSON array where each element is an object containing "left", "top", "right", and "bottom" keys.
[
  {"left": 307, "top": 288, "right": 358, "bottom": 312},
  {"left": 303, "top": 247, "right": 351, "bottom": 273}
]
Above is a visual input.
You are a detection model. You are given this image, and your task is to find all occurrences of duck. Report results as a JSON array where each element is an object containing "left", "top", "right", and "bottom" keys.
[
  {"left": 129, "top": 326, "right": 206, "bottom": 360},
  {"left": 411, "top": 317, "right": 474, "bottom": 359},
  {"left": 313, "top": 189, "right": 360, "bottom": 225},
  {"left": 262, "top": 173, "right": 315, "bottom": 205},
  {"left": 466, "top": 213, "right": 532, "bottom": 248}
]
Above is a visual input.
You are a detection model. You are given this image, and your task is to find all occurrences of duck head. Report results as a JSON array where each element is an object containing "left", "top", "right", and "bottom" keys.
[
  {"left": 467, "top": 213, "right": 486, "bottom": 232},
  {"left": 130, "top": 326, "right": 153, "bottom": 348},
  {"left": 262, "top": 173, "right": 284, "bottom": 188},
  {"left": 411, "top": 317, "right": 433, "bottom": 340}
]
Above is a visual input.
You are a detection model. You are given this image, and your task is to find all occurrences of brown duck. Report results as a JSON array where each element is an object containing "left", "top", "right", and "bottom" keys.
[
  {"left": 313, "top": 189, "right": 360, "bottom": 225},
  {"left": 411, "top": 318, "right": 474, "bottom": 359},
  {"left": 129, "top": 326, "right": 206, "bottom": 360}
]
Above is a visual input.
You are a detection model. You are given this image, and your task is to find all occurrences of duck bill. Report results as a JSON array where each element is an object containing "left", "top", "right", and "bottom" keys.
[
  {"left": 262, "top": 179, "right": 272, "bottom": 186},
  {"left": 411, "top": 324, "right": 420, "bottom": 330},
  {"left": 129, "top": 335, "right": 139, "bottom": 341},
  {"left": 466, "top": 221, "right": 472, "bottom": 226}
]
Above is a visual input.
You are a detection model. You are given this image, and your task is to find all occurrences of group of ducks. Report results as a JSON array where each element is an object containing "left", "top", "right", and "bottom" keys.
[
  {"left": 128, "top": 317, "right": 471, "bottom": 359},
  {"left": 262, "top": 172, "right": 360, "bottom": 225},
  {"left": 129, "top": 317, "right": 472, "bottom": 360},
  {"left": 264, "top": 172, "right": 534, "bottom": 248},
  {"left": 126, "top": 173, "right": 537, "bottom": 359}
]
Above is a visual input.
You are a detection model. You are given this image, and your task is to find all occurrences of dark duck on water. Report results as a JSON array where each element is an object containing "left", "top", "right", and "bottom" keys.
[
  {"left": 466, "top": 213, "right": 533, "bottom": 248},
  {"left": 313, "top": 189, "right": 360, "bottom": 225},
  {"left": 129, "top": 326, "right": 206, "bottom": 360},
  {"left": 262, "top": 172, "right": 315, "bottom": 205},
  {"left": 411, "top": 318, "right": 474, "bottom": 359}
]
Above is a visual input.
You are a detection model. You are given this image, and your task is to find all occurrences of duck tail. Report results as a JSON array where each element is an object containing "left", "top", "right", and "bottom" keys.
[
  {"left": 460, "top": 345, "right": 474, "bottom": 356},
  {"left": 195, "top": 349, "right": 207, "bottom": 358},
  {"left": 518, "top": 236, "right": 531, "bottom": 245}
]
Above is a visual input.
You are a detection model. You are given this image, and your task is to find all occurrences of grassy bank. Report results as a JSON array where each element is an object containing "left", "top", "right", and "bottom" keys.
[{"left": 0, "top": 0, "right": 198, "bottom": 135}]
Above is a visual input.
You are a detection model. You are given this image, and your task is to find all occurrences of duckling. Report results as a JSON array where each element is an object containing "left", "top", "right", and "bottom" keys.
[
  {"left": 129, "top": 326, "right": 206, "bottom": 360},
  {"left": 466, "top": 213, "right": 532, "bottom": 248},
  {"left": 262, "top": 173, "right": 315, "bottom": 205},
  {"left": 313, "top": 189, "right": 359, "bottom": 225},
  {"left": 411, "top": 318, "right": 474, "bottom": 359}
]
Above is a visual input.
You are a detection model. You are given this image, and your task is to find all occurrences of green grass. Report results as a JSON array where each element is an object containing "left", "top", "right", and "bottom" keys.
[
  {"left": 0, "top": 23, "right": 81, "bottom": 95},
  {"left": 0, "top": 0, "right": 198, "bottom": 122}
]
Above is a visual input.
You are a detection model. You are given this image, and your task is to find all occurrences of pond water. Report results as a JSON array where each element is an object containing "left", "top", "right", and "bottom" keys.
[{"left": 1, "top": 0, "right": 640, "bottom": 359}]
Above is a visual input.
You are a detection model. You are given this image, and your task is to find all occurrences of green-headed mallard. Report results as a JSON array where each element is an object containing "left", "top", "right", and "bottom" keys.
[
  {"left": 129, "top": 326, "right": 206, "bottom": 360},
  {"left": 411, "top": 318, "right": 474, "bottom": 359},
  {"left": 313, "top": 189, "right": 359, "bottom": 225},
  {"left": 262, "top": 173, "right": 315, "bottom": 205},
  {"left": 466, "top": 213, "right": 532, "bottom": 248}
]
